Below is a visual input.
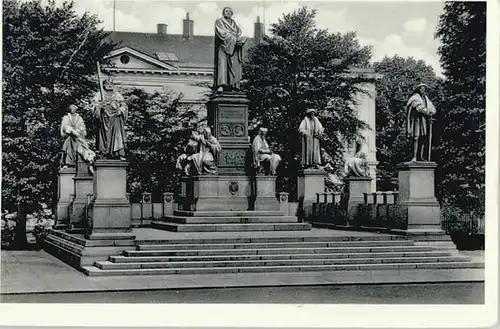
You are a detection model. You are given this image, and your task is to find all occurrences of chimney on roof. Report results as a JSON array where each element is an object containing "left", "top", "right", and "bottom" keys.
[
  {"left": 157, "top": 23, "right": 167, "bottom": 35},
  {"left": 254, "top": 16, "right": 264, "bottom": 44},
  {"left": 183, "top": 12, "right": 194, "bottom": 39}
]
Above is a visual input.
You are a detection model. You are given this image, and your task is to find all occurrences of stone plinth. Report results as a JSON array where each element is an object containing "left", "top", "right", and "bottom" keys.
[
  {"left": 207, "top": 92, "right": 251, "bottom": 175},
  {"left": 297, "top": 169, "right": 326, "bottom": 221},
  {"left": 179, "top": 175, "right": 253, "bottom": 211},
  {"left": 254, "top": 175, "right": 279, "bottom": 211},
  {"left": 69, "top": 160, "right": 93, "bottom": 230},
  {"left": 395, "top": 161, "right": 447, "bottom": 241},
  {"left": 55, "top": 167, "right": 76, "bottom": 228},
  {"left": 86, "top": 160, "right": 133, "bottom": 240},
  {"left": 345, "top": 176, "right": 373, "bottom": 220}
]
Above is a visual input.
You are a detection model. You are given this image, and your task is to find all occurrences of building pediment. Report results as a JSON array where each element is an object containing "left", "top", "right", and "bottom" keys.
[{"left": 104, "top": 47, "right": 178, "bottom": 71}]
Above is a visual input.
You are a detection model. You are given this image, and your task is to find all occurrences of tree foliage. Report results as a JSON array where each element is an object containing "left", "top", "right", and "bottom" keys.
[
  {"left": 243, "top": 7, "right": 373, "bottom": 195},
  {"left": 2, "top": 0, "right": 116, "bottom": 247},
  {"left": 434, "top": 1, "right": 486, "bottom": 215},
  {"left": 373, "top": 56, "right": 444, "bottom": 191},
  {"left": 122, "top": 89, "right": 198, "bottom": 200}
]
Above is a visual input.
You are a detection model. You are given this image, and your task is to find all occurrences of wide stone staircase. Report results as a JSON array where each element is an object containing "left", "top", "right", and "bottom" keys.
[
  {"left": 151, "top": 210, "right": 311, "bottom": 232},
  {"left": 82, "top": 233, "right": 483, "bottom": 276}
]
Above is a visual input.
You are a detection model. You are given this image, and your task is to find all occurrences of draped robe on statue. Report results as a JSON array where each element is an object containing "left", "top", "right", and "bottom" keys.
[
  {"left": 190, "top": 129, "right": 222, "bottom": 175},
  {"left": 406, "top": 93, "right": 436, "bottom": 139},
  {"left": 344, "top": 139, "right": 369, "bottom": 177},
  {"left": 252, "top": 134, "right": 281, "bottom": 175},
  {"left": 61, "top": 113, "right": 95, "bottom": 166},
  {"left": 299, "top": 116, "right": 324, "bottom": 168},
  {"left": 93, "top": 91, "right": 128, "bottom": 158},
  {"left": 214, "top": 17, "right": 247, "bottom": 89}
]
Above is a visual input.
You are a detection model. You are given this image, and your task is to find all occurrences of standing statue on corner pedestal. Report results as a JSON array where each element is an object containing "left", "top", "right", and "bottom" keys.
[
  {"left": 406, "top": 83, "right": 436, "bottom": 162},
  {"left": 214, "top": 6, "right": 247, "bottom": 92},
  {"left": 252, "top": 127, "right": 282, "bottom": 175},
  {"left": 91, "top": 79, "right": 128, "bottom": 160},
  {"left": 299, "top": 108, "right": 325, "bottom": 169},
  {"left": 60, "top": 104, "right": 95, "bottom": 170}
]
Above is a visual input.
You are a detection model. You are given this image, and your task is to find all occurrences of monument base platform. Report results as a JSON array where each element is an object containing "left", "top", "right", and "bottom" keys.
[
  {"left": 71, "top": 228, "right": 482, "bottom": 277},
  {"left": 44, "top": 229, "right": 135, "bottom": 269}
]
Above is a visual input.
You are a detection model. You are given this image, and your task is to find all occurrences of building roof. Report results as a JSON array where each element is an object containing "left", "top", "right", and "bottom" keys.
[{"left": 107, "top": 31, "right": 255, "bottom": 68}]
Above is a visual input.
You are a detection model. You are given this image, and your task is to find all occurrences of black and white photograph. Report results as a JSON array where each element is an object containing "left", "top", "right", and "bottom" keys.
[{"left": 0, "top": 0, "right": 497, "bottom": 327}]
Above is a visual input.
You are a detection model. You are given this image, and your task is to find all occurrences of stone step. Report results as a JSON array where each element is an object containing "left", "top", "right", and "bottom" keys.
[
  {"left": 135, "top": 235, "right": 410, "bottom": 245},
  {"left": 136, "top": 240, "right": 415, "bottom": 251},
  {"left": 111, "top": 250, "right": 452, "bottom": 263},
  {"left": 123, "top": 245, "right": 434, "bottom": 257},
  {"left": 163, "top": 215, "right": 299, "bottom": 224},
  {"left": 174, "top": 210, "right": 286, "bottom": 217},
  {"left": 151, "top": 221, "right": 312, "bottom": 232},
  {"left": 45, "top": 234, "right": 84, "bottom": 256},
  {"left": 96, "top": 256, "right": 469, "bottom": 270},
  {"left": 82, "top": 261, "right": 485, "bottom": 276},
  {"left": 48, "top": 230, "right": 135, "bottom": 247}
]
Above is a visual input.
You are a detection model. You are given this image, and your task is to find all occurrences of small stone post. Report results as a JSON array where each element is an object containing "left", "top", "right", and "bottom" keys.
[
  {"left": 278, "top": 192, "right": 289, "bottom": 216},
  {"left": 162, "top": 192, "right": 174, "bottom": 217}
]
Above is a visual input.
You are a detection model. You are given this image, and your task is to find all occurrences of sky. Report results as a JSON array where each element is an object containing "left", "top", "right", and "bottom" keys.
[{"left": 42, "top": 0, "right": 445, "bottom": 75}]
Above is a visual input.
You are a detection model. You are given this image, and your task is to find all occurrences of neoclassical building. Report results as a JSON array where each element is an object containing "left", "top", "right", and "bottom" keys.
[{"left": 101, "top": 14, "right": 381, "bottom": 191}]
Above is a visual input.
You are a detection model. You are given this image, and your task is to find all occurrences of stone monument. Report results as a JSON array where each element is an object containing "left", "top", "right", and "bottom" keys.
[
  {"left": 56, "top": 104, "right": 95, "bottom": 229},
  {"left": 406, "top": 83, "right": 436, "bottom": 162},
  {"left": 86, "top": 78, "right": 132, "bottom": 240},
  {"left": 251, "top": 127, "right": 282, "bottom": 210},
  {"left": 344, "top": 137, "right": 373, "bottom": 220},
  {"left": 297, "top": 108, "right": 328, "bottom": 220},
  {"left": 177, "top": 10, "right": 281, "bottom": 212},
  {"left": 214, "top": 6, "right": 247, "bottom": 92},
  {"left": 394, "top": 83, "right": 447, "bottom": 241}
]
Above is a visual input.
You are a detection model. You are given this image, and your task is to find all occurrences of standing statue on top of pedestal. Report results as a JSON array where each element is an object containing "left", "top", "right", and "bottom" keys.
[
  {"left": 252, "top": 127, "right": 282, "bottom": 175},
  {"left": 60, "top": 104, "right": 96, "bottom": 169},
  {"left": 91, "top": 78, "right": 128, "bottom": 160},
  {"left": 406, "top": 83, "right": 436, "bottom": 162},
  {"left": 299, "top": 108, "right": 325, "bottom": 169},
  {"left": 214, "top": 6, "right": 247, "bottom": 92}
]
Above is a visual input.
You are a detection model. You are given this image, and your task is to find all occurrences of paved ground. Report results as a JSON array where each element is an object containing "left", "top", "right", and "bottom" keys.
[
  {"left": 1, "top": 249, "right": 484, "bottom": 295},
  {"left": 1, "top": 282, "right": 484, "bottom": 304}
]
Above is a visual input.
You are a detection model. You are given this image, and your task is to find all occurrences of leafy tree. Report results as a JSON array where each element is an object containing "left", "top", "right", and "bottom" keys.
[
  {"left": 435, "top": 1, "right": 486, "bottom": 215},
  {"left": 2, "top": 0, "right": 116, "bottom": 248},
  {"left": 122, "top": 89, "right": 198, "bottom": 200},
  {"left": 243, "top": 7, "right": 373, "bottom": 196},
  {"left": 373, "top": 56, "right": 444, "bottom": 191}
]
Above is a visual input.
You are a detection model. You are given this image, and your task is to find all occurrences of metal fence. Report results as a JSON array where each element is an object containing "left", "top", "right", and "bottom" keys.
[
  {"left": 441, "top": 212, "right": 485, "bottom": 235},
  {"left": 312, "top": 191, "right": 407, "bottom": 231}
]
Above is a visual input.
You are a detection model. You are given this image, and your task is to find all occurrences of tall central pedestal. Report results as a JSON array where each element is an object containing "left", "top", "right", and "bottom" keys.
[
  {"left": 177, "top": 92, "right": 280, "bottom": 212},
  {"left": 208, "top": 92, "right": 251, "bottom": 175}
]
